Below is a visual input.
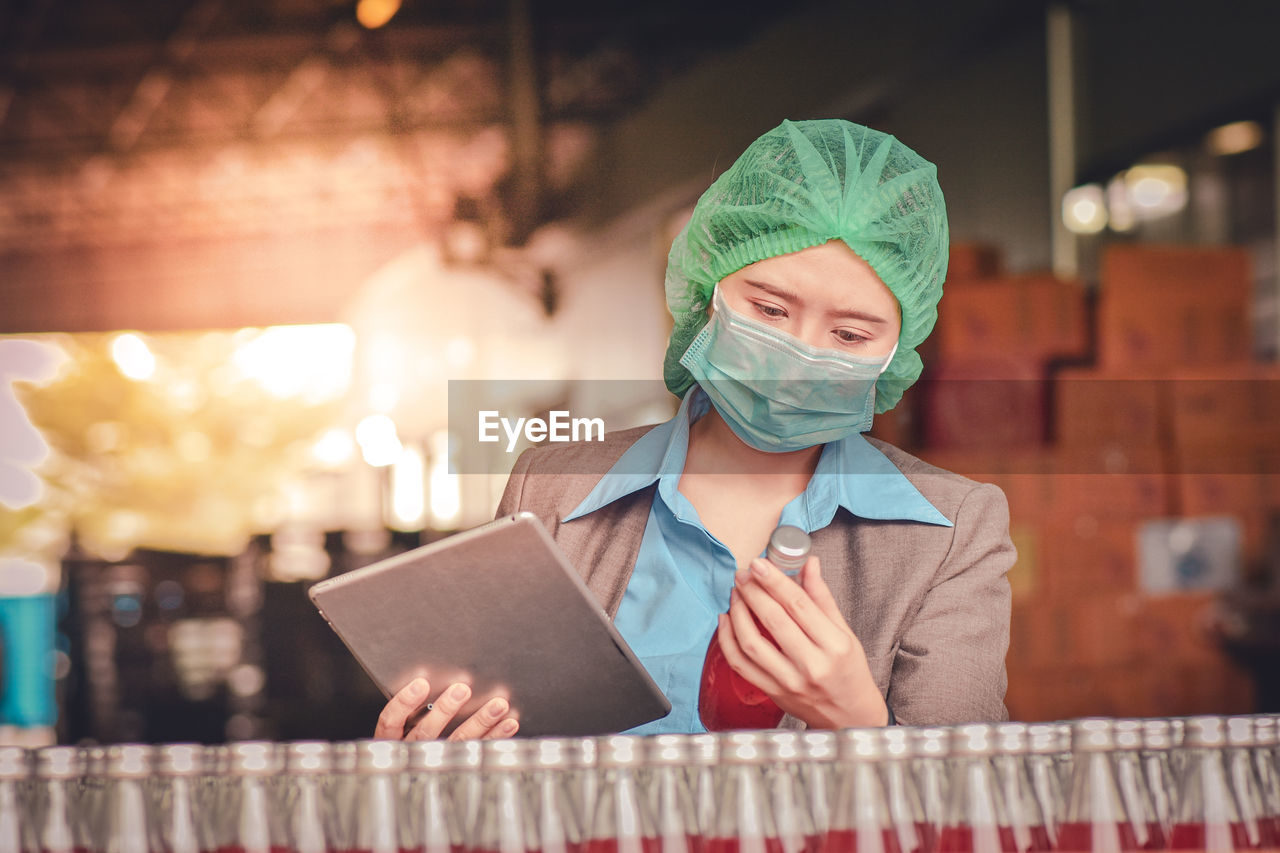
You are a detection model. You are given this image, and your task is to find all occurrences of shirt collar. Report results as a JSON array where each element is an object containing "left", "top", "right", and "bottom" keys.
[{"left": 563, "top": 387, "right": 952, "bottom": 528}]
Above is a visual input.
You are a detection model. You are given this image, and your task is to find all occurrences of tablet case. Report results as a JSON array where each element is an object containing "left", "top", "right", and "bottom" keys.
[{"left": 308, "top": 512, "right": 671, "bottom": 737}]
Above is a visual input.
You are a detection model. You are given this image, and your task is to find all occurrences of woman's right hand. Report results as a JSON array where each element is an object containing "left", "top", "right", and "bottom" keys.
[{"left": 374, "top": 678, "right": 520, "bottom": 741}]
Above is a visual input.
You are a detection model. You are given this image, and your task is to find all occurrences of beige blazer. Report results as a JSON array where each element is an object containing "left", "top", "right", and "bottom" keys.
[{"left": 495, "top": 425, "right": 1014, "bottom": 728}]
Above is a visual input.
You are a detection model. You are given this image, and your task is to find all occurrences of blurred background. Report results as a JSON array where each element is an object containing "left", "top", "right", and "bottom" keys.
[{"left": 1, "top": 0, "right": 1278, "bottom": 745}]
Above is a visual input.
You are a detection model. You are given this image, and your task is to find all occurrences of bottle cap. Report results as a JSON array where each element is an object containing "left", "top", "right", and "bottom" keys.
[
  {"left": 763, "top": 731, "right": 803, "bottom": 762},
  {"left": 155, "top": 744, "right": 205, "bottom": 776},
  {"left": 800, "top": 730, "right": 836, "bottom": 762},
  {"left": 1026, "top": 724, "right": 1058, "bottom": 754},
  {"left": 646, "top": 734, "right": 691, "bottom": 766},
  {"left": 35, "top": 746, "right": 82, "bottom": 778},
  {"left": 105, "top": 745, "right": 153, "bottom": 777},
  {"left": 1183, "top": 716, "right": 1226, "bottom": 748},
  {"left": 767, "top": 526, "right": 811, "bottom": 573},
  {"left": 228, "top": 742, "right": 280, "bottom": 775},
  {"left": 721, "top": 731, "right": 767, "bottom": 764},
  {"left": 479, "top": 739, "right": 529, "bottom": 770},
  {"left": 0, "top": 747, "right": 30, "bottom": 779},
  {"left": 836, "top": 728, "right": 885, "bottom": 760},
  {"left": 1225, "top": 716, "right": 1255, "bottom": 748},
  {"left": 1112, "top": 720, "right": 1144, "bottom": 751},
  {"left": 912, "top": 727, "right": 949, "bottom": 758},
  {"left": 994, "top": 723, "right": 1029, "bottom": 754},
  {"left": 355, "top": 740, "right": 408, "bottom": 772},
  {"left": 285, "top": 742, "right": 332, "bottom": 774},
  {"left": 1140, "top": 719, "right": 1172, "bottom": 750},
  {"left": 688, "top": 733, "right": 719, "bottom": 765},
  {"left": 1072, "top": 718, "right": 1116, "bottom": 752},
  {"left": 597, "top": 735, "right": 645, "bottom": 768},
  {"left": 950, "top": 724, "right": 996, "bottom": 755}
]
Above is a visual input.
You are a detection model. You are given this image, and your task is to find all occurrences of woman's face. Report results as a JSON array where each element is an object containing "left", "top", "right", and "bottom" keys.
[{"left": 714, "top": 240, "right": 901, "bottom": 358}]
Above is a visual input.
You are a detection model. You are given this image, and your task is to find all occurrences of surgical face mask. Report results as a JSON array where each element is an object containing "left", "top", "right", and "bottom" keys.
[{"left": 678, "top": 285, "right": 898, "bottom": 452}]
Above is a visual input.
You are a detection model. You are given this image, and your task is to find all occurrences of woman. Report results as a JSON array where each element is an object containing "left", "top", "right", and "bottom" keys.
[{"left": 376, "top": 119, "right": 1014, "bottom": 740}]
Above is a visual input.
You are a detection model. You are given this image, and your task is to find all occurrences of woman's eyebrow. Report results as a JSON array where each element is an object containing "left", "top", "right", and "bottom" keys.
[{"left": 743, "top": 278, "right": 890, "bottom": 325}]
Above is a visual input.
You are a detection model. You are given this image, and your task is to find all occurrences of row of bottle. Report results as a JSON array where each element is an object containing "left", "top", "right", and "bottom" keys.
[{"left": 1, "top": 714, "right": 1277, "bottom": 853}]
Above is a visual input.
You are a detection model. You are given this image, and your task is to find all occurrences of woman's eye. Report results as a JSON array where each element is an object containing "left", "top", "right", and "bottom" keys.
[
  {"left": 753, "top": 302, "right": 786, "bottom": 319},
  {"left": 834, "top": 329, "right": 868, "bottom": 344}
]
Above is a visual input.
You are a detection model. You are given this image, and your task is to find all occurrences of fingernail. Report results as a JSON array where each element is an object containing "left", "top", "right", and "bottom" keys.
[
  {"left": 405, "top": 679, "right": 426, "bottom": 699},
  {"left": 501, "top": 719, "right": 519, "bottom": 735},
  {"left": 490, "top": 699, "right": 509, "bottom": 717},
  {"left": 751, "top": 558, "right": 770, "bottom": 579},
  {"left": 449, "top": 683, "right": 469, "bottom": 701},
  {"left": 735, "top": 566, "right": 750, "bottom": 584}
]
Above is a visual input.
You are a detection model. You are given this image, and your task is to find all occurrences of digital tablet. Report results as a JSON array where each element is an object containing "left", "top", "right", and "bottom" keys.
[{"left": 308, "top": 512, "right": 671, "bottom": 737}]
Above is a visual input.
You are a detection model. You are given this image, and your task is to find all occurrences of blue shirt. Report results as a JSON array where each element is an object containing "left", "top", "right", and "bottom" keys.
[{"left": 563, "top": 387, "right": 953, "bottom": 734}]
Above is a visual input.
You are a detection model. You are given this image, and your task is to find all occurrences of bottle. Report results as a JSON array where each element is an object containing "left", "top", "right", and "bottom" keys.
[
  {"left": 1252, "top": 716, "right": 1280, "bottom": 848},
  {"left": 584, "top": 736, "right": 659, "bottom": 853},
  {"left": 1024, "top": 724, "right": 1064, "bottom": 847},
  {"left": 32, "top": 747, "right": 82, "bottom": 853},
  {"left": 0, "top": 746, "right": 32, "bottom": 853},
  {"left": 706, "top": 732, "right": 781, "bottom": 853},
  {"left": 101, "top": 745, "right": 156, "bottom": 853},
  {"left": 797, "top": 732, "right": 837, "bottom": 841},
  {"left": 824, "top": 729, "right": 900, "bottom": 853},
  {"left": 688, "top": 734, "right": 720, "bottom": 847},
  {"left": 761, "top": 732, "right": 817, "bottom": 853},
  {"left": 1057, "top": 719, "right": 1154, "bottom": 852},
  {"left": 347, "top": 741, "right": 409, "bottom": 853},
  {"left": 910, "top": 728, "right": 950, "bottom": 834},
  {"left": 1168, "top": 716, "right": 1252, "bottom": 851},
  {"left": 1138, "top": 720, "right": 1175, "bottom": 838},
  {"left": 699, "top": 527, "right": 810, "bottom": 731},
  {"left": 152, "top": 745, "right": 205, "bottom": 853},
  {"left": 937, "top": 725, "right": 1018, "bottom": 853},
  {"left": 279, "top": 743, "right": 334, "bottom": 853},
  {"left": 530, "top": 739, "right": 585, "bottom": 853},
  {"left": 469, "top": 741, "right": 538, "bottom": 853},
  {"left": 991, "top": 725, "right": 1053, "bottom": 853},
  {"left": 568, "top": 737, "right": 601, "bottom": 846},
  {"left": 645, "top": 735, "right": 700, "bottom": 853},
  {"left": 880, "top": 728, "right": 932, "bottom": 853},
  {"left": 406, "top": 741, "right": 463, "bottom": 853},
  {"left": 1224, "top": 716, "right": 1278, "bottom": 849},
  {"left": 1111, "top": 720, "right": 1167, "bottom": 851}
]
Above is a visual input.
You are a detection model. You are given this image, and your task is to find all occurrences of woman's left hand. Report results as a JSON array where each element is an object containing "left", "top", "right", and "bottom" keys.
[{"left": 718, "top": 554, "right": 889, "bottom": 729}]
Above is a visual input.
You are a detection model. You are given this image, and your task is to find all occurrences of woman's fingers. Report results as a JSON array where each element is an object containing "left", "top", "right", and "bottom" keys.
[
  {"left": 724, "top": 588, "right": 800, "bottom": 693},
  {"left": 374, "top": 677, "right": 431, "bottom": 739},
  {"left": 404, "top": 681, "right": 474, "bottom": 741},
  {"left": 799, "top": 555, "right": 847, "bottom": 627},
  {"left": 447, "top": 696, "right": 519, "bottom": 741},
  {"left": 742, "top": 558, "right": 849, "bottom": 653}
]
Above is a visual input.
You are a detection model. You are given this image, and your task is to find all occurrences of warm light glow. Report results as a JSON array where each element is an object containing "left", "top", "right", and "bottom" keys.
[
  {"left": 428, "top": 431, "right": 460, "bottom": 526},
  {"left": 1106, "top": 174, "right": 1136, "bottom": 232},
  {"left": 232, "top": 324, "right": 355, "bottom": 403},
  {"left": 0, "top": 558, "right": 50, "bottom": 595},
  {"left": 356, "top": 413, "right": 402, "bottom": 467},
  {"left": 1061, "top": 184, "right": 1108, "bottom": 234},
  {"left": 1124, "top": 164, "right": 1187, "bottom": 218},
  {"left": 1207, "top": 120, "right": 1264, "bottom": 156},
  {"left": 312, "top": 428, "right": 355, "bottom": 468},
  {"left": 356, "top": 0, "right": 401, "bottom": 29},
  {"left": 111, "top": 333, "right": 156, "bottom": 380},
  {"left": 389, "top": 444, "right": 426, "bottom": 530}
]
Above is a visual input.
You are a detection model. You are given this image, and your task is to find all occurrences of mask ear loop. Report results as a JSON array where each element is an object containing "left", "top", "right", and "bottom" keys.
[{"left": 877, "top": 340, "right": 899, "bottom": 377}]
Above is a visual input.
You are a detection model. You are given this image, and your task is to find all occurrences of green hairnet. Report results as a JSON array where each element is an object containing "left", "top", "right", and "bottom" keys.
[{"left": 662, "top": 118, "right": 949, "bottom": 413}]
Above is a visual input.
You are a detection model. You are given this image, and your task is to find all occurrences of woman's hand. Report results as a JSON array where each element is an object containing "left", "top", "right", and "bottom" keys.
[
  {"left": 374, "top": 678, "right": 520, "bottom": 741},
  {"left": 717, "top": 555, "right": 889, "bottom": 728}
]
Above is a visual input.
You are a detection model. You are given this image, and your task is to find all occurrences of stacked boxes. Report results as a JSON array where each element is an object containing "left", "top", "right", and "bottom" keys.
[{"left": 913, "top": 242, "right": 1267, "bottom": 720}]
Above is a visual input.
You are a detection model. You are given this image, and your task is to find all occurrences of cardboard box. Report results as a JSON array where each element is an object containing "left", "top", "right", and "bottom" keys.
[
  {"left": 1099, "top": 245, "right": 1253, "bottom": 369},
  {"left": 1165, "top": 364, "right": 1280, "bottom": 452},
  {"left": 1053, "top": 366, "right": 1166, "bottom": 448},
  {"left": 1053, "top": 444, "right": 1171, "bottom": 519},
  {"left": 948, "top": 243, "right": 1003, "bottom": 280},
  {"left": 935, "top": 274, "right": 1090, "bottom": 362},
  {"left": 1038, "top": 518, "right": 1139, "bottom": 598},
  {"left": 918, "top": 357, "right": 1048, "bottom": 450}
]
